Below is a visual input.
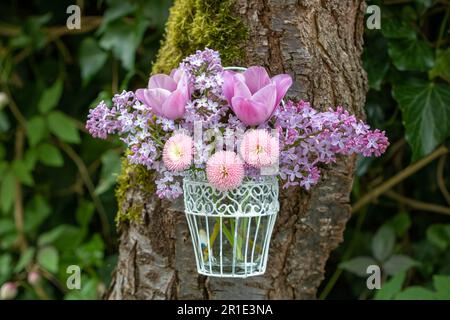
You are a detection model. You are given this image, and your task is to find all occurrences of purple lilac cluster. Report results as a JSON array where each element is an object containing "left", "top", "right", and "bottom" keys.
[{"left": 275, "top": 100, "right": 389, "bottom": 189}]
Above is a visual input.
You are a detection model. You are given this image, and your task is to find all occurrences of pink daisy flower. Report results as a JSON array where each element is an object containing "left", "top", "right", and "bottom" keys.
[
  {"left": 206, "top": 151, "right": 245, "bottom": 191},
  {"left": 163, "top": 133, "right": 193, "bottom": 171},
  {"left": 239, "top": 129, "right": 279, "bottom": 168}
]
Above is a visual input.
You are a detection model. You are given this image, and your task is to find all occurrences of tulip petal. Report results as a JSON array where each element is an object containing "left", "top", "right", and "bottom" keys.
[
  {"left": 170, "top": 68, "right": 184, "bottom": 83},
  {"left": 135, "top": 89, "right": 146, "bottom": 104},
  {"left": 148, "top": 74, "right": 177, "bottom": 91},
  {"left": 251, "top": 83, "right": 277, "bottom": 118},
  {"left": 231, "top": 97, "right": 269, "bottom": 126},
  {"left": 272, "top": 74, "right": 292, "bottom": 106},
  {"left": 161, "top": 89, "right": 188, "bottom": 120},
  {"left": 222, "top": 70, "right": 236, "bottom": 105},
  {"left": 233, "top": 77, "right": 252, "bottom": 99},
  {"left": 243, "top": 66, "right": 271, "bottom": 94},
  {"left": 143, "top": 88, "right": 171, "bottom": 116}
]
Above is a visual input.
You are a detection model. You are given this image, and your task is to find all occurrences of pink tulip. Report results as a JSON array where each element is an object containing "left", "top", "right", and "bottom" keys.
[
  {"left": 223, "top": 66, "right": 292, "bottom": 126},
  {"left": 135, "top": 69, "right": 190, "bottom": 120}
]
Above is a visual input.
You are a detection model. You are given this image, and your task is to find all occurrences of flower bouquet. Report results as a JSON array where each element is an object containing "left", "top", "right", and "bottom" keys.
[{"left": 86, "top": 48, "right": 389, "bottom": 278}]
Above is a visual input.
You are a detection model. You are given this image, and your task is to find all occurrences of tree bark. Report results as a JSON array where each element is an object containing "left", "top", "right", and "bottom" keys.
[{"left": 107, "top": 0, "right": 367, "bottom": 300}]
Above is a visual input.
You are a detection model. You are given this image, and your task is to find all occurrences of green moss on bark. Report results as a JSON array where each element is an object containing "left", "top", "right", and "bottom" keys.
[
  {"left": 116, "top": 0, "right": 247, "bottom": 223},
  {"left": 153, "top": 0, "right": 248, "bottom": 73}
]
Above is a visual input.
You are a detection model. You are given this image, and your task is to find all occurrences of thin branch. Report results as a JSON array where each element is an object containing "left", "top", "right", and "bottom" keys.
[
  {"left": 437, "top": 154, "right": 450, "bottom": 206},
  {"left": 2, "top": 85, "right": 28, "bottom": 129},
  {"left": 384, "top": 190, "right": 450, "bottom": 216},
  {"left": 352, "top": 145, "right": 449, "bottom": 213},
  {"left": 14, "top": 127, "right": 27, "bottom": 251},
  {"left": 57, "top": 141, "right": 112, "bottom": 248}
]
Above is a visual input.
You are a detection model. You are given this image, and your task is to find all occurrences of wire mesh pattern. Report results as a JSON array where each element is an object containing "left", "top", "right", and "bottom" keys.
[{"left": 183, "top": 171, "right": 279, "bottom": 278}]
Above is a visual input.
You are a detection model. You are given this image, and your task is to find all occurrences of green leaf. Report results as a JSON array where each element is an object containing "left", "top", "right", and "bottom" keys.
[
  {"left": 98, "top": 0, "right": 137, "bottom": 34},
  {"left": 0, "top": 218, "right": 15, "bottom": 235},
  {"left": 76, "top": 234, "right": 105, "bottom": 267},
  {"left": 76, "top": 200, "right": 95, "bottom": 227},
  {"left": 79, "top": 38, "right": 108, "bottom": 85},
  {"left": 14, "top": 247, "right": 35, "bottom": 273},
  {"left": 386, "top": 212, "right": 412, "bottom": 237},
  {"left": 426, "top": 224, "right": 450, "bottom": 250},
  {"left": 392, "top": 82, "right": 450, "bottom": 160},
  {"left": 433, "top": 275, "right": 450, "bottom": 300},
  {"left": 0, "top": 110, "right": 10, "bottom": 133},
  {"left": 375, "top": 271, "right": 406, "bottom": 300},
  {"left": 65, "top": 278, "right": 99, "bottom": 300},
  {"left": 339, "top": 256, "right": 378, "bottom": 277},
  {"left": 27, "top": 116, "right": 47, "bottom": 147},
  {"left": 95, "top": 150, "right": 121, "bottom": 195},
  {"left": 372, "top": 225, "right": 396, "bottom": 262},
  {"left": 0, "top": 170, "right": 15, "bottom": 213},
  {"left": 12, "top": 159, "right": 34, "bottom": 186},
  {"left": 24, "top": 195, "right": 51, "bottom": 232},
  {"left": 395, "top": 286, "right": 436, "bottom": 300},
  {"left": 383, "top": 255, "right": 419, "bottom": 276},
  {"left": 430, "top": 49, "right": 450, "bottom": 80},
  {"left": 37, "top": 143, "right": 64, "bottom": 167},
  {"left": 388, "top": 38, "right": 434, "bottom": 72},
  {"left": 47, "top": 111, "right": 80, "bottom": 143},
  {"left": 381, "top": 16, "right": 416, "bottom": 39},
  {"left": 99, "top": 17, "right": 149, "bottom": 70},
  {"left": 37, "top": 246, "right": 59, "bottom": 273},
  {"left": 38, "top": 79, "right": 63, "bottom": 114},
  {"left": 0, "top": 254, "right": 13, "bottom": 283},
  {"left": 38, "top": 225, "right": 83, "bottom": 251},
  {"left": 23, "top": 148, "right": 38, "bottom": 171}
]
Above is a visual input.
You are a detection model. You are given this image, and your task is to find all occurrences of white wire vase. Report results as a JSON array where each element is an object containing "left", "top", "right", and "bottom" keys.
[{"left": 183, "top": 171, "right": 279, "bottom": 278}]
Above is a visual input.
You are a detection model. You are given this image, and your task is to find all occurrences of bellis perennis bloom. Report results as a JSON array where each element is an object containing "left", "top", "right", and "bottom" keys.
[
  {"left": 223, "top": 66, "right": 292, "bottom": 126},
  {"left": 206, "top": 151, "right": 245, "bottom": 191},
  {"left": 163, "top": 133, "right": 194, "bottom": 171},
  {"left": 240, "top": 129, "right": 279, "bottom": 168},
  {"left": 86, "top": 48, "right": 389, "bottom": 199},
  {"left": 136, "top": 69, "right": 190, "bottom": 120}
]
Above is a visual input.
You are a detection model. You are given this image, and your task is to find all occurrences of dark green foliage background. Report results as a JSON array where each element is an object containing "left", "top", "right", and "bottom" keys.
[{"left": 0, "top": 0, "right": 449, "bottom": 300}]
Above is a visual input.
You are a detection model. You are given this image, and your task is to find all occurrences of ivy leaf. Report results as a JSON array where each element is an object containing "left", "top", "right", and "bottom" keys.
[
  {"left": 79, "top": 38, "right": 108, "bottom": 85},
  {"left": 99, "top": 16, "right": 149, "bottom": 70},
  {"left": 37, "top": 143, "right": 64, "bottom": 167},
  {"left": 388, "top": 38, "right": 434, "bottom": 72},
  {"left": 37, "top": 246, "right": 59, "bottom": 273},
  {"left": 38, "top": 79, "right": 63, "bottom": 114},
  {"left": 47, "top": 111, "right": 80, "bottom": 143},
  {"left": 383, "top": 254, "right": 420, "bottom": 276},
  {"left": 392, "top": 82, "right": 450, "bottom": 160},
  {"left": 27, "top": 116, "right": 47, "bottom": 147},
  {"left": 430, "top": 49, "right": 450, "bottom": 80},
  {"left": 339, "top": 256, "right": 377, "bottom": 277},
  {"left": 375, "top": 271, "right": 406, "bottom": 300},
  {"left": 97, "top": 0, "right": 137, "bottom": 34},
  {"left": 372, "top": 225, "right": 396, "bottom": 262}
]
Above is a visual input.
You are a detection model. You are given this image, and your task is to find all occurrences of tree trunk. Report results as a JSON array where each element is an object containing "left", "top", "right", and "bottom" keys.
[{"left": 107, "top": 0, "right": 367, "bottom": 300}]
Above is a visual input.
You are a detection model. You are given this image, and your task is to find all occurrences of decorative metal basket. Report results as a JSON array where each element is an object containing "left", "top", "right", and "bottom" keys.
[{"left": 183, "top": 171, "right": 279, "bottom": 278}]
